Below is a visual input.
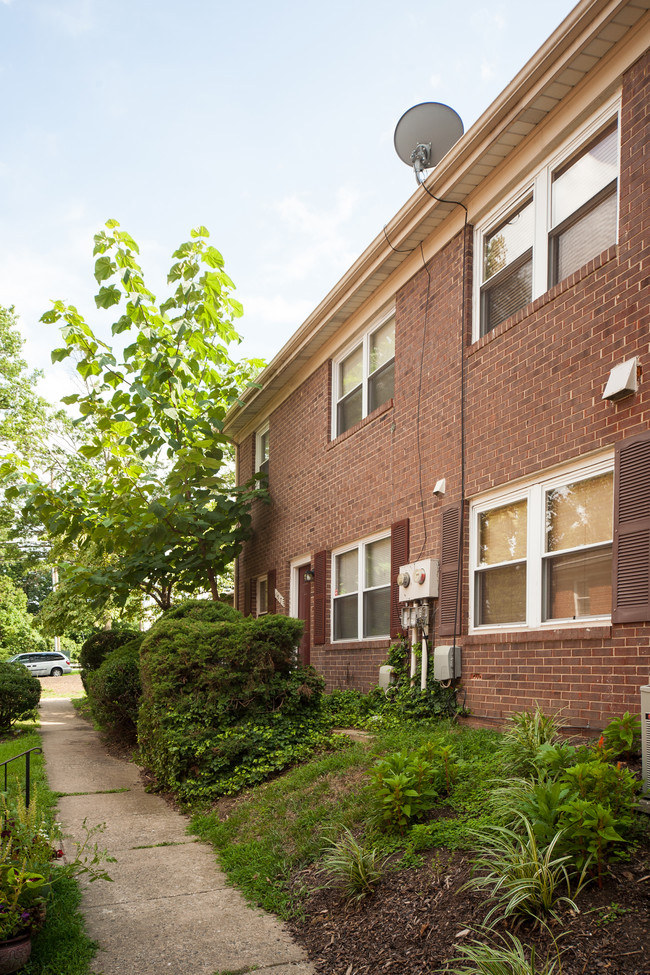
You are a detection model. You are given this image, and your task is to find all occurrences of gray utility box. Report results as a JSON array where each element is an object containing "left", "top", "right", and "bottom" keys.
[
  {"left": 378, "top": 665, "right": 395, "bottom": 692},
  {"left": 641, "top": 685, "right": 650, "bottom": 794},
  {"left": 434, "top": 645, "right": 461, "bottom": 681}
]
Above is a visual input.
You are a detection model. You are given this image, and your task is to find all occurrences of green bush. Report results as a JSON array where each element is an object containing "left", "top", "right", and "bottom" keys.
[
  {"left": 0, "top": 662, "right": 41, "bottom": 732},
  {"left": 85, "top": 636, "right": 144, "bottom": 740},
  {"left": 368, "top": 741, "right": 458, "bottom": 832},
  {"left": 79, "top": 629, "right": 140, "bottom": 675},
  {"left": 155, "top": 598, "right": 241, "bottom": 625},
  {"left": 602, "top": 712, "right": 642, "bottom": 758},
  {"left": 138, "top": 613, "right": 330, "bottom": 799}
]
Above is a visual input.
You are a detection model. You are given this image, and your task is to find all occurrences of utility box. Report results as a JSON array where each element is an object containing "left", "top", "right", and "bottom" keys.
[
  {"left": 378, "top": 665, "right": 395, "bottom": 692},
  {"left": 397, "top": 559, "right": 439, "bottom": 602},
  {"left": 641, "top": 685, "right": 650, "bottom": 794},
  {"left": 434, "top": 645, "right": 461, "bottom": 681}
]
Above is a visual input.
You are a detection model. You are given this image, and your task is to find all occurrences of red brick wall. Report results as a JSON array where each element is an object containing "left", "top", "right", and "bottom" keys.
[{"left": 236, "top": 50, "right": 650, "bottom": 728}]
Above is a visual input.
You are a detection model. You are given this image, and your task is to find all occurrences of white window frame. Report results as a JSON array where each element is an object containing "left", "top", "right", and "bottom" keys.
[
  {"left": 469, "top": 453, "right": 614, "bottom": 633},
  {"left": 289, "top": 553, "right": 311, "bottom": 619},
  {"left": 256, "top": 574, "right": 268, "bottom": 617},
  {"left": 473, "top": 97, "right": 621, "bottom": 341},
  {"left": 331, "top": 311, "right": 395, "bottom": 439},
  {"left": 255, "top": 421, "right": 269, "bottom": 476},
  {"left": 331, "top": 531, "right": 391, "bottom": 642}
]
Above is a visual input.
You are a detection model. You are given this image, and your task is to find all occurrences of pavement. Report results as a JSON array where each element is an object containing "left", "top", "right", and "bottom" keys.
[{"left": 38, "top": 686, "right": 316, "bottom": 975}]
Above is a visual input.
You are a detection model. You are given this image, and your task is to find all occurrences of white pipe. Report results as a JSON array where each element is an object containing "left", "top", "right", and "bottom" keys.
[
  {"left": 409, "top": 625, "right": 418, "bottom": 684},
  {"left": 421, "top": 632, "right": 428, "bottom": 691}
]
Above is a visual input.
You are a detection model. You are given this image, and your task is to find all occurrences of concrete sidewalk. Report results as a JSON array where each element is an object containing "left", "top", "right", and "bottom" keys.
[{"left": 38, "top": 697, "right": 315, "bottom": 975}]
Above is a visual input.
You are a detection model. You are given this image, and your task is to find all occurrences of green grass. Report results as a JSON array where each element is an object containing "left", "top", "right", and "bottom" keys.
[
  {"left": 0, "top": 724, "right": 98, "bottom": 975},
  {"left": 190, "top": 721, "right": 502, "bottom": 918},
  {"left": 22, "top": 878, "right": 97, "bottom": 975},
  {"left": 0, "top": 725, "right": 52, "bottom": 804}
]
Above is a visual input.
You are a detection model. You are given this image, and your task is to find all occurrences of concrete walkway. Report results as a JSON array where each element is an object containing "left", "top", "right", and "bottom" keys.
[{"left": 38, "top": 696, "right": 315, "bottom": 975}]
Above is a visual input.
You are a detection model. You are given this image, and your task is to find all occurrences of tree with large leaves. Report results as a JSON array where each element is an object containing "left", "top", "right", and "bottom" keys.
[{"left": 4, "top": 222, "right": 266, "bottom": 611}]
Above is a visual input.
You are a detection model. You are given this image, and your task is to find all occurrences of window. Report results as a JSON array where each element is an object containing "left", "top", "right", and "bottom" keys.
[
  {"left": 256, "top": 575, "right": 268, "bottom": 616},
  {"left": 332, "top": 534, "right": 391, "bottom": 640},
  {"left": 255, "top": 422, "right": 269, "bottom": 477},
  {"left": 333, "top": 315, "right": 395, "bottom": 437},
  {"left": 470, "top": 457, "right": 613, "bottom": 630},
  {"left": 476, "top": 105, "right": 619, "bottom": 338}
]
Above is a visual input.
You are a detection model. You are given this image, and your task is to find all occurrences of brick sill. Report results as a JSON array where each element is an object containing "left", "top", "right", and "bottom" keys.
[
  {"left": 326, "top": 400, "right": 394, "bottom": 449},
  {"left": 463, "top": 625, "right": 612, "bottom": 645},
  {"left": 315, "top": 640, "right": 391, "bottom": 652}
]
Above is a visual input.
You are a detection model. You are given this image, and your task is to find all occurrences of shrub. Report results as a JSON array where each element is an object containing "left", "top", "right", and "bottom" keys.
[
  {"left": 85, "top": 636, "right": 144, "bottom": 740},
  {"left": 138, "top": 613, "right": 330, "bottom": 799},
  {"left": 0, "top": 662, "right": 41, "bottom": 732},
  {"left": 367, "top": 741, "right": 457, "bottom": 832},
  {"left": 155, "top": 599, "right": 241, "bottom": 625},
  {"left": 78, "top": 629, "right": 140, "bottom": 684},
  {"left": 497, "top": 752, "right": 640, "bottom": 887}
]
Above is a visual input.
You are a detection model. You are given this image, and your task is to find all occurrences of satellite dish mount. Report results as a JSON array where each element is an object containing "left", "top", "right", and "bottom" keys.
[{"left": 394, "top": 102, "right": 464, "bottom": 186}]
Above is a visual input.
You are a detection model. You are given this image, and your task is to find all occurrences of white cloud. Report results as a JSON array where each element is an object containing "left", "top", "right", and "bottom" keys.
[
  {"left": 428, "top": 72, "right": 442, "bottom": 90},
  {"left": 268, "top": 185, "right": 362, "bottom": 284}
]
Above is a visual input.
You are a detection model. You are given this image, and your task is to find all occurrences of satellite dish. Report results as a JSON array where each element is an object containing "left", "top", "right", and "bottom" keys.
[{"left": 394, "top": 102, "right": 464, "bottom": 185}]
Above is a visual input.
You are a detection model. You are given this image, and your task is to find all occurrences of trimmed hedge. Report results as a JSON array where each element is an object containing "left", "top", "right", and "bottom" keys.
[
  {"left": 85, "top": 636, "right": 144, "bottom": 740},
  {"left": 79, "top": 629, "right": 140, "bottom": 673},
  {"left": 138, "top": 612, "right": 329, "bottom": 799},
  {"left": 0, "top": 662, "right": 41, "bottom": 731},
  {"left": 154, "top": 599, "right": 240, "bottom": 625}
]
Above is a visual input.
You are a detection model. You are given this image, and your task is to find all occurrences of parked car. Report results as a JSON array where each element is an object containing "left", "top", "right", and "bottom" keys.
[{"left": 7, "top": 652, "right": 73, "bottom": 677}]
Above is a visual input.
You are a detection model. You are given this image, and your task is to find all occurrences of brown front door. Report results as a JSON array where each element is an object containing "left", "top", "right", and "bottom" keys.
[{"left": 297, "top": 564, "right": 311, "bottom": 666}]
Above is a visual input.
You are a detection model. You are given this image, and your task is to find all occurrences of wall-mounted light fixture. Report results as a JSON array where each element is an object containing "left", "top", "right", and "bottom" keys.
[{"left": 303, "top": 569, "right": 315, "bottom": 583}]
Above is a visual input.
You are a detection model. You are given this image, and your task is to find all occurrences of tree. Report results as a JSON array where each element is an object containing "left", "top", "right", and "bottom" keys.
[
  {"left": 4, "top": 222, "right": 266, "bottom": 611},
  {"left": 0, "top": 576, "right": 45, "bottom": 659}
]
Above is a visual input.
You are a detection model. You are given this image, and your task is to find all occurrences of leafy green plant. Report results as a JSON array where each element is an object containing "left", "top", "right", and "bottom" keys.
[
  {"left": 444, "top": 930, "right": 562, "bottom": 975},
  {"left": 0, "top": 662, "right": 41, "bottom": 732},
  {"left": 464, "top": 816, "right": 589, "bottom": 928},
  {"left": 318, "top": 827, "right": 383, "bottom": 902},
  {"left": 368, "top": 745, "right": 447, "bottom": 832},
  {"left": 591, "top": 901, "right": 632, "bottom": 926},
  {"left": 601, "top": 712, "right": 642, "bottom": 758},
  {"left": 500, "top": 705, "right": 565, "bottom": 776},
  {"left": 557, "top": 799, "right": 623, "bottom": 886}
]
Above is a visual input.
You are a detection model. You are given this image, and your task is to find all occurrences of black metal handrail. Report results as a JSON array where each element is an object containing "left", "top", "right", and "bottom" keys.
[{"left": 0, "top": 747, "right": 42, "bottom": 809}]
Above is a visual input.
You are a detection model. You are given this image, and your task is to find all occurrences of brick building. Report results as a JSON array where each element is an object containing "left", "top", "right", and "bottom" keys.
[{"left": 224, "top": 0, "right": 650, "bottom": 729}]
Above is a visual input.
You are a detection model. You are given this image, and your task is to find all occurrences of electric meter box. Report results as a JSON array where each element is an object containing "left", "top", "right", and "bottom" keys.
[
  {"left": 397, "top": 559, "right": 439, "bottom": 602},
  {"left": 434, "top": 645, "right": 462, "bottom": 681}
]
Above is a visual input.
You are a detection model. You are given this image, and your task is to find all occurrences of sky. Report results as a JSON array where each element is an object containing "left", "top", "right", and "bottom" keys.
[{"left": 0, "top": 0, "right": 578, "bottom": 403}]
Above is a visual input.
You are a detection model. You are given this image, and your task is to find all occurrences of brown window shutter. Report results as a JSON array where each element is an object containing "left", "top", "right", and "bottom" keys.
[
  {"left": 439, "top": 503, "right": 462, "bottom": 636},
  {"left": 313, "top": 550, "right": 328, "bottom": 645},
  {"left": 390, "top": 519, "right": 409, "bottom": 639},
  {"left": 243, "top": 578, "right": 252, "bottom": 617},
  {"left": 267, "top": 570, "right": 277, "bottom": 614},
  {"left": 613, "top": 432, "right": 650, "bottom": 623}
]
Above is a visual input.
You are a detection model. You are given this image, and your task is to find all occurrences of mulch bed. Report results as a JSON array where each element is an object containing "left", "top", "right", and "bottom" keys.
[{"left": 287, "top": 833, "right": 650, "bottom": 974}]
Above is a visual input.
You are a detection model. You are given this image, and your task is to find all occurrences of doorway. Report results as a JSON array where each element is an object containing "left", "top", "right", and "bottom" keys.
[{"left": 296, "top": 563, "right": 311, "bottom": 666}]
